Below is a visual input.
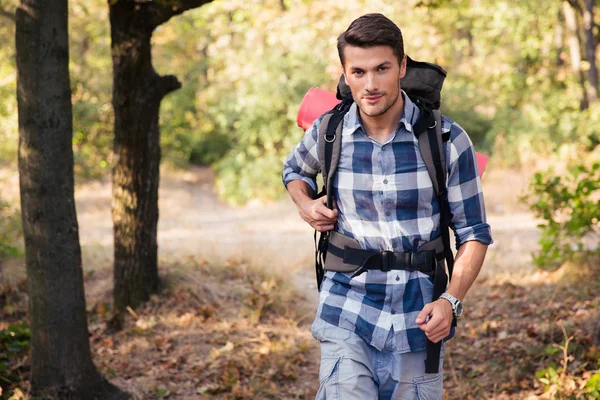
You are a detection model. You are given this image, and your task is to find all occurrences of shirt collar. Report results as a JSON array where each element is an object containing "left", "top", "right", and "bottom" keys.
[{"left": 342, "top": 90, "right": 419, "bottom": 136}]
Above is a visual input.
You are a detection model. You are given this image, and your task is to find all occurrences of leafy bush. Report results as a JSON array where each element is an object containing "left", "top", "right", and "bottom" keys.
[
  {"left": 524, "top": 162, "right": 600, "bottom": 269},
  {"left": 444, "top": 107, "right": 493, "bottom": 151},
  {"left": 534, "top": 325, "right": 600, "bottom": 399}
]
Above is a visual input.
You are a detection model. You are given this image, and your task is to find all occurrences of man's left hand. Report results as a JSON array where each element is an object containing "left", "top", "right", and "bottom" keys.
[{"left": 415, "top": 299, "right": 453, "bottom": 343}]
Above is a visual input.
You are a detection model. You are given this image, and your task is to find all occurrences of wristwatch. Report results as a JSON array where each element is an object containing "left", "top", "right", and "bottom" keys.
[{"left": 439, "top": 293, "right": 463, "bottom": 318}]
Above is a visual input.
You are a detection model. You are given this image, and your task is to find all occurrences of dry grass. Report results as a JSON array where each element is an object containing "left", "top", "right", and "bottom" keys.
[
  {"left": 1, "top": 255, "right": 320, "bottom": 400},
  {"left": 90, "top": 256, "right": 319, "bottom": 400},
  {"left": 445, "top": 259, "right": 600, "bottom": 399}
]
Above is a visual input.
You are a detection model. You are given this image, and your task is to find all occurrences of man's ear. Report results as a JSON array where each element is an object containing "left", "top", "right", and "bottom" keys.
[
  {"left": 399, "top": 55, "right": 407, "bottom": 79},
  {"left": 337, "top": 72, "right": 351, "bottom": 100}
]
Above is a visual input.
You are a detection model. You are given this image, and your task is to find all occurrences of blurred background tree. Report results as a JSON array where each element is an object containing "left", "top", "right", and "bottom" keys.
[{"left": 108, "top": 0, "right": 214, "bottom": 326}]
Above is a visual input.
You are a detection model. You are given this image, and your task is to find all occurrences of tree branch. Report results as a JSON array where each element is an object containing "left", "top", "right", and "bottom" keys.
[
  {"left": 146, "top": 0, "right": 214, "bottom": 29},
  {"left": 158, "top": 74, "right": 181, "bottom": 97},
  {"left": 0, "top": 7, "right": 15, "bottom": 23}
]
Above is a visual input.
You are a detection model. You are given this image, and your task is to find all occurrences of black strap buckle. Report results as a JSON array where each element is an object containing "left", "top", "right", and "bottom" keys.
[
  {"left": 381, "top": 250, "right": 393, "bottom": 272},
  {"left": 411, "top": 251, "right": 435, "bottom": 274}
]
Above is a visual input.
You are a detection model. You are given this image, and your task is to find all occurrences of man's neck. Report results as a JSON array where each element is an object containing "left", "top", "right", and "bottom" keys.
[{"left": 359, "top": 95, "right": 405, "bottom": 143}]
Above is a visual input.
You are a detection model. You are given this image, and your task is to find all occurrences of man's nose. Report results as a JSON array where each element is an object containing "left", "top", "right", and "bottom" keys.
[{"left": 365, "top": 73, "right": 378, "bottom": 92}]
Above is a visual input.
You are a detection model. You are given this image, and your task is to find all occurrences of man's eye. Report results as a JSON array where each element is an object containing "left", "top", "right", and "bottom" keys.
[
  {"left": 378, "top": 67, "right": 388, "bottom": 72},
  {"left": 353, "top": 71, "right": 364, "bottom": 75}
]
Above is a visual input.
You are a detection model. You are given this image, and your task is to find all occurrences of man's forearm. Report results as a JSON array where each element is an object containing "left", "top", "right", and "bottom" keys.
[
  {"left": 445, "top": 240, "right": 488, "bottom": 301},
  {"left": 286, "top": 180, "right": 315, "bottom": 208}
]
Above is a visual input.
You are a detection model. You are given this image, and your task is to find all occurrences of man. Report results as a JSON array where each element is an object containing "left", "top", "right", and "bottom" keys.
[{"left": 282, "top": 13, "right": 492, "bottom": 399}]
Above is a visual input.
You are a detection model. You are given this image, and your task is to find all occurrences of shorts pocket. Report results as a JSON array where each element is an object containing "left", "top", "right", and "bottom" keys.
[
  {"left": 319, "top": 356, "right": 341, "bottom": 383},
  {"left": 316, "top": 357, "right": 341, "bottom": 400},
  {"left": 413, "top": 373, "right": 443, "bottom": 400}
]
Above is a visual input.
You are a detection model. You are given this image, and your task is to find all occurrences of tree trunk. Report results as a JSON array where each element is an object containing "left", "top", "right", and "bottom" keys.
[
  {"left": 110, "top": 5, "right": 165, "bottom": 319},
  {"left": 15, "top": 1, "right": 128, "bottom": 398},
  {"left": 563, "top": 1, "right": 589, "bottom": 109},
  {"left": 554, "top": 9, "right": 565, "bottom": 68},
  {"left": 582, "top": 0, "right": 598, "bottom": 102},
  {"left": 109, "top": 0, "right": 213, "bottom": 320}
]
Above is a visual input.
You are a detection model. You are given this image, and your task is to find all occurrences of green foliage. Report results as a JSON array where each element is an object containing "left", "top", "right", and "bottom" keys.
[
  {"left": 533, "top": 325, "right": 600, "bottom": 399},
  {"left": 69, "top": 3, "right": 114, "bottom": 179},
  {"left": 215, "top": 151, "right": 287, "bottom": 205},
  {"left": 1, "top": 0, "right": 599, "bottom": 203},
  {"left": 0, "top": 323, "right": 30, "bottom": 391},
  {"left": 587, "top": 373, "right": 600, "bottom": 398},
  {"left": 535, "top": 359, "right": 600, "bottom": 398},
  {"left": 444, "top": 106, "right": 493, "bottom": 151},
  {"left": 0, "top": 201, "right": 22, "bottom": 259},
  {"left": 154, "top": 0, "right": 341, "bottom": 203},
  {"left": 189, "top": 133, "right": 231, "bottom": 166},
  {"left": 536, "top": 364, "right": 561, "bottom": 389},
  {"left": 0, "top": 4, "right": 17, "bottom": 163},
  {"left": 153, "top": 388, "right": 171, "bottom": 398},
  {"left": 524, "top": 163, "right": 600, "bottom": 269}
]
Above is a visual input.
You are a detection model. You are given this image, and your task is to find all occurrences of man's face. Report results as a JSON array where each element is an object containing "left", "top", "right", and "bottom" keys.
[{"left": 342, "top": 45, "right": 406, "bottom": 118}]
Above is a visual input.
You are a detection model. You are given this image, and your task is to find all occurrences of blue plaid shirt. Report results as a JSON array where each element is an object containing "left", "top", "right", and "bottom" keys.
[{"left": 282, "top": 92, "right": 493, "bottom": 353}]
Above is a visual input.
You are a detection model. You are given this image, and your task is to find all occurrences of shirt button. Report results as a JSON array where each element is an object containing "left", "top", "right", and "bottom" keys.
[
  {"left": 382, "top": 146, "right": 386, "bottom": 151},
  {"left": 391, "top": 309, "right": 396, "bottom": 315},
  {"left": 386, "top": 211, "right": 391, "bottom": 216},
  {"left": 396, "top": 276, "right": 400, "bottom": 281},
  {"left": 383, "top": 179, "right": 388, "bottom": 184}
]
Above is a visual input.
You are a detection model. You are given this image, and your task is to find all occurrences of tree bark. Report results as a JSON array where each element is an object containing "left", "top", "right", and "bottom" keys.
[
  {"left": 582, "top": 0, "right": 598, "bottom": 102},
  {"left": 15, "top": 1, "right": 128, "bottom": 398},
  {"left": 563, "top": 1, "right": 589, "bottom": 109},
  {"left": 109, "top": 0, "right": 213, "bottom": 320}
]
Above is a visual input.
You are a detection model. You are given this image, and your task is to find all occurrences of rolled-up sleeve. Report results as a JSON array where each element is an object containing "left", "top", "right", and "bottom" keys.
[
  {"left": 445, "top": 119, "right": 493, "bottom": 249},
  {"left": 282, "top": 119, "right": 321, "bottom": 196}
]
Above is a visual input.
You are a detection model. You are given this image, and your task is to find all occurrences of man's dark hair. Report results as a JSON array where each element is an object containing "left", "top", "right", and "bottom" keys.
[{"left": 337, "top": 13, "right": 405, "bottom": 67}]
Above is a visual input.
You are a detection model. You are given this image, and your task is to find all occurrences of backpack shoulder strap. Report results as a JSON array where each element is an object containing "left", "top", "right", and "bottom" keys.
[
  {"left": 317, "top": 112, "right": 334, "bottom": 187},
  {"left": 418, "top": 110, "right": 446, "bottom": 197},
  {"left": 314, "top": 98, "right": 352, "bottom": 291},
  {"left": 317, "top": 100, "right": 350, "bottom": 208},
  {"left": 417, "top": 109, "right": 453, "bottom": 274},
  {"left": 414, "top": 105, "right": 457, "bottom": 374}
]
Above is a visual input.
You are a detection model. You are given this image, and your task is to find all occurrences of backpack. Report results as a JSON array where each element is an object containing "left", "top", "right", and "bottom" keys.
[{"left": 314, "top": 56, "right": 454, "bottom": 374}]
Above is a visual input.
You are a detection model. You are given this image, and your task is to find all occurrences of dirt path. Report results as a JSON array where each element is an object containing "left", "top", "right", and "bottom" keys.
[
  {"left": 1, "top": 164, "right": 538, "bottom": 299},
  {"left": 70, "top": 166, "right": 321, "bottom": 306}
]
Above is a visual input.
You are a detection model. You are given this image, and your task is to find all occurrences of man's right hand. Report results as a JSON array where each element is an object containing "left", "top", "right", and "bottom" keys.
[{"left": 297, "top": 195, "right": 339, "bottom": 232}]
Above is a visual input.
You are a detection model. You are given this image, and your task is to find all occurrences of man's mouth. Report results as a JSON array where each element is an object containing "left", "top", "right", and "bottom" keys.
[{"left": 363, "top": 94, "right": 384, "bottom": 103}]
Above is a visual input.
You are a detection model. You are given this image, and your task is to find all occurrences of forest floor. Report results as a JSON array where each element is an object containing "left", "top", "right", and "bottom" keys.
[{"left": 1, "top": 165, "right": 599, "bottom": 399}]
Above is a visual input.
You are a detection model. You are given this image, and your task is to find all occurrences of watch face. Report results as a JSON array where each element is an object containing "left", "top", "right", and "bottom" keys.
[{"left": 455, "top": 301, "right": 463, "bottom": 317}]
